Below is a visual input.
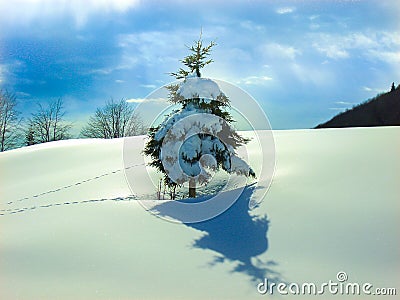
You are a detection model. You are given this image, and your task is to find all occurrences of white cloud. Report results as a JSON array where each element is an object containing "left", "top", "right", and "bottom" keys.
[
  {"left": 329, "top": 101, "right": 355, "bottom": 111},
  {"left": 0, "top": 61, "right": 23, "bottom": 86},
  {"left": 335, "top": 101, "right": 354, "bottom": 106},
  {"left": 0, "top": 0, "right": 141, "bottom": 27},
  {"left": 83, "top": 29, "right": 224, "bottom": 81},
  {"left": 126, "top": 98, "right": 165, "bottom": 103},
  {"left": 260, "top": 43, "right": 301, "bottom": 60},
  {"left": 276, "top": 7, "right": 295, "bottom": 14},
  {"left": 313, "top": 44, "right": 349, "bottom": 59},
  {"left": 240, "top": 20, "right": 265, "bottom": 32},
  {"left": 237, "top": 75, "right": 273, "bottom": 85},
  {"left": 290, "top": 63, "right": 334, "bottom": 86},
  {"left": 312, "top": 31, "right": 400, "bottom": 63},
  {"left": 368, "top": 50, "right": 400, "bottom": 65},
  {"left": 115, "top": 28, "right": 224, "bottom": 75},
  {"left": 88, "top": 68, "right": 114, "bottom": 75},
  {"left": 349, "top": 33, "right": 378, "bottom": 48},
  {"left": 117, "top": 31, "right": 188, "bottom": 67},
  {"left": 362, "top": 86, "right": 387, "bottom": 93},
  {"left": 84, "top": 55, "right": 139, "bottom": 76},
  {"left": 140, "top": 84, "right": 157, "bottom": 89}
]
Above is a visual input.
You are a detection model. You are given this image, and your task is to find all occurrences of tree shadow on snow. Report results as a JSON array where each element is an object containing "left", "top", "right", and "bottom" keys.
[{"left": 153, "top": 184, "right": 283, "bottom": 284}]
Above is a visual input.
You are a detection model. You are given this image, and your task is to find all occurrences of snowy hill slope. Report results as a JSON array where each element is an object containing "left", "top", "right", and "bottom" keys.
[{"left": 1, "top": 127, "right": 399, "bottom": 299}]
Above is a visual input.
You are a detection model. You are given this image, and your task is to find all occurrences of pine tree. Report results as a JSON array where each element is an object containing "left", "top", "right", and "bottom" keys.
[{"left": 144, "top": 36, "right": 255, "bottom": 199}]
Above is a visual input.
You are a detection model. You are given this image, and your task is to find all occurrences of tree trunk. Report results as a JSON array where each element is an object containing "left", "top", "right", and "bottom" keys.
[{"left": 189, "top": 178, "right": 196, "bottom": 198}]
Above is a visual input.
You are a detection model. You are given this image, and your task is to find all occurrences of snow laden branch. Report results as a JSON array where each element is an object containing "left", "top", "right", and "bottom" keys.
[{"left": 145, "top": 76, "right": 255, "bottom": 199}]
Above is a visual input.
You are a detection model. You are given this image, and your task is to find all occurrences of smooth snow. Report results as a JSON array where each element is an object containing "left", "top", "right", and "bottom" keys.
[{"left": 0, "top": 127, "right": 399, "bottom": 299}]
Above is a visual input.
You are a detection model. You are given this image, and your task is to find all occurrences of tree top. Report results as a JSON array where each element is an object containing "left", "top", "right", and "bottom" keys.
[{"left": 170, "top": 33, "right": 216, "bottom": 79}]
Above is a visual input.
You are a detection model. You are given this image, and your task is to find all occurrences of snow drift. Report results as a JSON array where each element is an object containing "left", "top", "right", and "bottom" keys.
[{"left": 0, "top": 127, "right": 399, "bottom": 299}]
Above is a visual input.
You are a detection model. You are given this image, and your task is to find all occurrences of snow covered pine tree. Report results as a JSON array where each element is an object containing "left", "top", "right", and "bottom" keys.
[{"left": 144, "top": 36, "right": 255, "bottom": 199}]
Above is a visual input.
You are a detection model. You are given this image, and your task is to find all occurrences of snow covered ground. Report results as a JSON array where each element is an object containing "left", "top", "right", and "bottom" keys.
[{"left": 1, "top": 127, "right": 399, "bottom": 299}]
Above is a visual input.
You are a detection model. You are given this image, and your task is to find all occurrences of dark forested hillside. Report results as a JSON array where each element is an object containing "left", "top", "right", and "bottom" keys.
[{"left": 315, "top": 84, "right": 400, "bottom": 128}]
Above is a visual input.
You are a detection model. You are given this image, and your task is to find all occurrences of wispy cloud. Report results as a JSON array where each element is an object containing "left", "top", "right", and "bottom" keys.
[
  {"left": 0, "top": 60, "right": 25, "bottom": 86},
  {"left": 237, "top": 75, "right": 273, "bottom": 85},
  {"left": 126, "top": 98, "right": 165, "bottom": 103},
  {"left": 240, "top": 20, "right": 265, "bottom": 32},
  {"left": 362, "top": 86, "right": 388, "bottom": 93},
  {"left": 335, "top": 101, "right": 354, "bottom": 106},
  {"left": 140, "top": 84, "right": 157, "bottom": 89},
  {"left": 88, "top": 68, "right": 115, "bottom": 75},
  {"left": 329, "top": 100, "right": 356, "bottom": 111},
  {"left": 290, "top": 63, "right": 334, "bottom": 86},
  {"left": 85, "top": 56, "right": 139, "bottom": 76},
  {"left": 313, "top": 44, "right": 349, "bottom": 59},
  {"left": 15, "top": 91, "right": 31, "bottom": 98},
  {"left": 0, "top": 0, "right": 141, "bottom": 27},
  {"left": 117, "top": 31, "right": 190, "bottom": 68},
  {"left": 260, "top": 43, "right": 301, "bottom": 60},
  {"left": 276, "top": 7, "right": 295, "bottom": 14},
  {"left": 312, "top": 31, "right": 400, "bottom": 62},
  {"left": 368, "top": 50, "right": 400, "bottom": 65},
  {"left": 115, "top": 29, "right": 225, "bottom": 81}
]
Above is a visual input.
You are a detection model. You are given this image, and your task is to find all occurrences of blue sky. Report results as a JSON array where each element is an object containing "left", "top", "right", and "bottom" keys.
[{"left": 0, "top": 0, "right": 399, "bottom": 130}]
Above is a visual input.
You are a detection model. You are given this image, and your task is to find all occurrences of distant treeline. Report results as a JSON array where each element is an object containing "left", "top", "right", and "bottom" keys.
[
  {"left": 0, "top": 91, "right": 147, "bottom": 152},
  {"left": 316, "top": 83, "right": 400, "bottom": 128}
]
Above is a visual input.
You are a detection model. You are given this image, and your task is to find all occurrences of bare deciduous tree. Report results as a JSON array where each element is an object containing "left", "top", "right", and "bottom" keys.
[
  {"left": 0, "top": 90, "right": 22, "bottom": 151},
  {"left": 27, "top": 98, "right": 72, "bottom": 144},
  {"left": 126, "top": 111, "right": 147, "bottom": 136},
  {"left": 81, "top": 99, "right": 147, "bottom": 139}
]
